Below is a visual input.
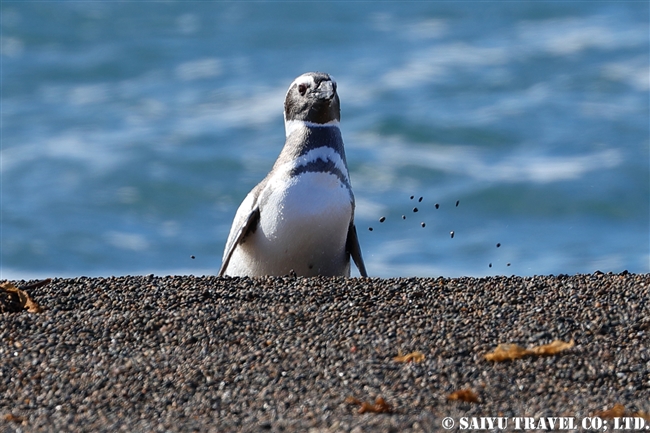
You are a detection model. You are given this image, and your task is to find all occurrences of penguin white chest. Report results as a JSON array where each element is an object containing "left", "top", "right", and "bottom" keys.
[
  {"left": 233, "top": 170, "right": 353, "bottom": 276},
  {"left": 266, "top": 171, "right": 352, "bottom": 239}
]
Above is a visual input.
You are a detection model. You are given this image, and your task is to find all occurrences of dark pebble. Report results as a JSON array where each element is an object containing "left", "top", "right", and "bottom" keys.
[
  {"left": 2, "top": 273, "right": 648, "bottom": 431},
  {"left": 435, "top": 203, "right": 440, "bottom": 209},
  {"left": 368, "top": 227, "right": 373, "bottom": 231},
  {"left": 379, "top": 217, "right": 386, "bottom": 223},
  {"left": 402, "top": 215, "right": 406, "bottom": 220},
  {"left": 421, "top": 222, "right": 426, "bottom": 228},
  {"left": 413, "top": 207, "right": 419, "bottom": 213},
  {"left": 456, "top": 200, "right": 460, "bottom": 207},
  {"left": 418, "top": 197, "right": 423, "bottom": 202},
  {"left": 489, "top": 263, "right": 492, "bottom": 267},
  {"left": 496, "top": 243, "right": 501, "bottom": 248},
  {"left": 190, "top": 255, "right": 195, "bottom": 259},
  {"left": 450, "top": 231, "right": 455, "bottom": 238},
  {"left": 410, "top": 195, "right": 414, "bottom": 200}
]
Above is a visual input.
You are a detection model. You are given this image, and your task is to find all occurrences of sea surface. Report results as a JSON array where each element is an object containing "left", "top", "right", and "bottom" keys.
[{"left": 2, "top": 2, "right": 648, "bottom": 279}]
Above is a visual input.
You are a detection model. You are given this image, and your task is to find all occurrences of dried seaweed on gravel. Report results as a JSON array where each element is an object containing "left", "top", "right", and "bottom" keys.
[
  {"left": 484, "top": 339, "right": 574, "bottom": 361},
  {"left": 345, "top": 396, "right": 392, "bottom": 414},
  {"left": 0, "top": 280, "right": 48, "bottom": 313},
  {"left": 393, "top": 349, "right": 425, "bottom": 363},
  {"left": 4, "top": 413, "right": 26, "bottom": 424},
  {"left": 595, "top": 403, "right": 650, "bottom": 421},
  {"left": 447, "top": 389, "right": 479, "bottom": 403},
  {"left": 595, "top": 403, "right": 626, "bottom": 418}
]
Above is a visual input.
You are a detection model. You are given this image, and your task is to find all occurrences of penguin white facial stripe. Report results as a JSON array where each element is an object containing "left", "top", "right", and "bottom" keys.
[
  {"left": 288, "top": 74, "right": 338, "bottom": 92},
  {"left": 284, "top": 119, "right": 340, "bottom": 138},
  {"left": 289, "top": 74, "right": 316, "bottom": 90}
]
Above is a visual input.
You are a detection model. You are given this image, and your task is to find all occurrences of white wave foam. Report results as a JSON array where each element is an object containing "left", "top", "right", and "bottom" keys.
[
  {"left": 517, "top": 16, "right": 647, "bottom": 56},
  {"left": 176, "top": 86, "right": 286, "bottom": 133},
  {"left": 175, "top": 58, "right": 222, "bottom": 81},
  {"left": 380, "top": 14, "right": 646, "bottom": 91},
  {"left": 407, "top": 19, "right": 448, "bottom": 40},
  {"left": 176, "top": 13, "right": 200, "bottom": 35},
  {"left": 1, "top": 131, "right": 128, "bottom": 174},
  {"left": 104, "top": 231, "right": 150, "bottom": 252},
  {"left": 602, "top": 57, "right": 649, "bottom": 91},
  {"left": 361, "top": 237, "right": 475, "bottom": 278},
  {"left": 580, "top": 99, "right": 644, "bottom": 121},
  {"left": 354, "top": 197, "right": 387, "bottom": 220},
  {"left": 353, "top": 133, "right": 622, "bottom": 184},
  {"left": 382, "top": 43, "right": 508, "bottom": 88},
  {"left": 1, "top": 36, "right": 24, "bottom": 57},
  {"left": 370, "top": 13, "right": 447, "bottom": 40},
  {"left": 69, "top": 83, "right": 109, "bottom": 105}
]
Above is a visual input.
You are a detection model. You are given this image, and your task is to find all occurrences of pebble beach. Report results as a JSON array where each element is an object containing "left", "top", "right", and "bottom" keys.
[{"left": 2, "top": 273, "right": 649, "bottom": 432}]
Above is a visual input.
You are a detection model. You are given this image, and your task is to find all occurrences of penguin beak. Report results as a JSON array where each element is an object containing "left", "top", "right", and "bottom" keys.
[{"left": 314, "top": 80, "right": 336, "bottom": 100}]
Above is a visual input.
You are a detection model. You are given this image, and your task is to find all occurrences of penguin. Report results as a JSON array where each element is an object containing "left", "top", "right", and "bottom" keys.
[{"left": 218, "top": 72, "right": 367, "bottom": 277}]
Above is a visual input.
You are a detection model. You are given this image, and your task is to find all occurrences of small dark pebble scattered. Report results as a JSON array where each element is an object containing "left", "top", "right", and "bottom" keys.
[
  {"left": 496, "top": 243, "right": 501, "bottom": 248},
  {"left": 190, "top": 255, "right": 195, "bottom": 259},
  {"left": 421, "top": 222, "right": 426, "bottom": 228},
  {"left": 379, "top": 216, "right": 386, "bottom": 223},
  {"left": 2, "top": 273, "right": 648, "bottom": 432},
  {"left": 402, "top": 215, "right": 406, "bottom": 220},
  {"left": 368, "top": 227, "right": 373, "bottom": 231},
  {"left": 418, "top": 197, "right": 423, "bottom": 202},
  {"left": 413, "top": 207, "right": 419, "bottom": 213},
  {"left": 489, "top": 263, "right": 492, "bottom": 268},
  {"left": 435, "top": 203, "right": 440, "bottom": 209},
  {"left": 507, "top": 263, "right": 511, "bottom": 266},
  {"left": 450, "top": 230, "right": 455, "bottom": 238},
  {"left": 410, "top": 195, "right": 414, "bottom": 200},
  {"left": 456, "top": 200, "right": 460, "bottom": 207}
]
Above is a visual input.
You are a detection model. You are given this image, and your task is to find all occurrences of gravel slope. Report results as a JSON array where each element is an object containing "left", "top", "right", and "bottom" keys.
[{"left": 1, "top": 273, "right": 649, "bottom": 432}]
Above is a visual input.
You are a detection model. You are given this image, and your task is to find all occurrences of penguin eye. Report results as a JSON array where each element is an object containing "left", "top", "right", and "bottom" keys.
[{"left": 298, "top": 83, "right": 307, "bottom": 96}]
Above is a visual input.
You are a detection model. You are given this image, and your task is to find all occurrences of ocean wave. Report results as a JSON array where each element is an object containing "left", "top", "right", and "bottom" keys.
[
  {"left": 353, "top": 133, "right": 622, "bottom": 184},
  {"left": 517, "top": 15, "right": 647, "bottom": 56},
  {"left": 602, "top": 56, "right": 649, "bottom": 91},
  {"left": 380, "top": 13, "right": 647, "bottom": 91},
  {"left": 382, "top": 43, "right": 509, "bottom": 89}
]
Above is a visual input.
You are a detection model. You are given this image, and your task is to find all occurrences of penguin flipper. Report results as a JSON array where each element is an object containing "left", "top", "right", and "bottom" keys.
[
  {"left": 346, "top": 223, "right": 368, "bottom": 277},
  {"left": 218, "top": 206, "right": 260, "bottom": 277}
]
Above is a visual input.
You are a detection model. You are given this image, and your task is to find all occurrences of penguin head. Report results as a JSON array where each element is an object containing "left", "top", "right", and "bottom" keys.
[{"left": 284, "top": 72, "right": 340, "bottom": 124}]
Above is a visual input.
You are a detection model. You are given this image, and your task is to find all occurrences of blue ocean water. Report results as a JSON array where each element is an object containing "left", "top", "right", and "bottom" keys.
[{"left": 2, "top": 2, "right": 648, "bottom": 279}]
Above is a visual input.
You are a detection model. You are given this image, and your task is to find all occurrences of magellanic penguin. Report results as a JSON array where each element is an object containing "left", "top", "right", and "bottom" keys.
[{"left": 218, "top": 72, "right": 368, "bottom": 277}]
